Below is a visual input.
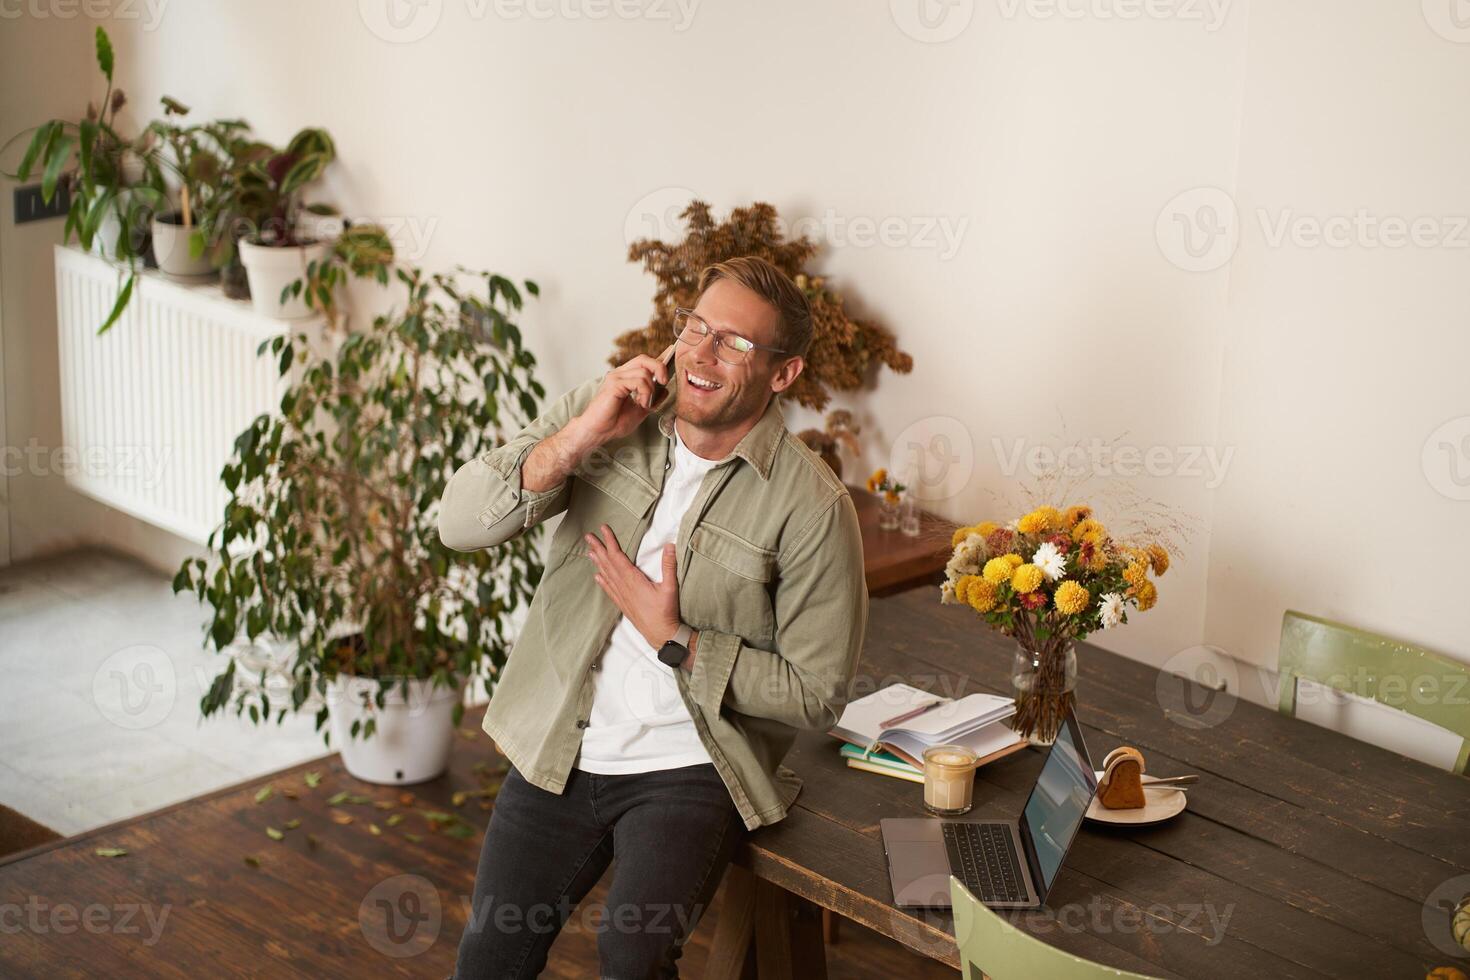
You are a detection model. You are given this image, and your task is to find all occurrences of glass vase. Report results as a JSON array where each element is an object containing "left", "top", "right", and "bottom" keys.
[
  {"left": 899, "top": 494, "right": 921, "bottom": 537},
  {"left": 877, "top": 494, "right": 900, "bottom": 531},
  {"left": 1010, "top": 642, "right": 1078, "bottom": 747}
]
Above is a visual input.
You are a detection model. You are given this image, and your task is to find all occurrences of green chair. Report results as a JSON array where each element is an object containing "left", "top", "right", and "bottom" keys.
[
  {"left": 949, "top": 877, "right": 1165, "bottom": 980},
  {"left": 1277, "top": 610, "right": 1470, "bottom": 775}
]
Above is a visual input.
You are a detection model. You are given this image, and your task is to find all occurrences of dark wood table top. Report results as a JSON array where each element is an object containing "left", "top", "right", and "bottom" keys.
[
  {"left": 2, "top": 587, "right": 1466, "bottom": 978},
  {"left": 748, "top": 588, "right": 1470, "bottom": 978},
  {"left": 848, "top": 487, "right": 951, "bottom": 598}
]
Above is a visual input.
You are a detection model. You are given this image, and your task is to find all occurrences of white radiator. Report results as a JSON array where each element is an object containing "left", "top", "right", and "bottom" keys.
[{"left": 54, "top": 245, "right": 308, "bottom": 544}]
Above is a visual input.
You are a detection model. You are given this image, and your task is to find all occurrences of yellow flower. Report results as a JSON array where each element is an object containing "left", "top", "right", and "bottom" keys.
[
  {"left": 982, "top": 557, "right": 1013, "bottom": 586},
  {"left": 1017, "top": 509, "right": 1050, "bottom": 534},
  {"left": 1011, "top": 564, "right": 1044, "bottom": 594},
  {"left": 1071, "top": 518, "right": 1104, "bottom": 543},
  {"left": 884, "top": 489, "right": 900, "bottom": 504},
  {"left": 1004, "top": 553, "right": 1024, "bottom": 568},
  {"left": 950, "top": 525, "right": 975, "bottom": 549},
  {"left": 955, "top": 574, "right": 980, "bottom": 605},
  {"left": 866, "top": 467, "right": 887, "bottom": 494},
  {"left": 1038, "top": 506, "right": 1062, "bottom": 528},
  {"left": 966, "top": 578, "right": 999, "bottom": 613},
  {"left": 1063, "top": 505, "right": 1093, "bottom": 527},
  {"left": 1122, "top": 562, "right": 1148, "bottom": 587},
  {"left": 1132, "top": 580, "right": 1158, "bottom": 611},
  {"left": 1147, "top": 544, "right": 1170, "bottom": 577},
  {"left": 975, "top": 521, "right": 999, "bottom": 537},
  {"left": 1054, "top": 580, "right": 1089, "bottom": 615}
]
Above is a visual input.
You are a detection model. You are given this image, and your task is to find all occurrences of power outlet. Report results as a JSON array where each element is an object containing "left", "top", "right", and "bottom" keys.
[{"left": 14, "top": 183, "right": 70, "bottom": 224}]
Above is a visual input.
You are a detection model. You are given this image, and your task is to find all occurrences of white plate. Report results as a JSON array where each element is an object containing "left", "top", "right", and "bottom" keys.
[{"left": 1086, "top": 784, "right": 1187, "bottom": 826}]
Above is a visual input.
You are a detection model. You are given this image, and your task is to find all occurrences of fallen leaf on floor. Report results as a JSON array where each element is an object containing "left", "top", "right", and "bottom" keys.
[
  {"left": 94, "top": 847, "right": 128, "bottom": 858},
  {"left": 266, "top": 827, "right": 284, "bottom": 841},
  {"left": 254, "top": 786, "right": 274, "bottom": 804},
  {"left": 304, "top": 771, "right": 322, "bottom": 788}
]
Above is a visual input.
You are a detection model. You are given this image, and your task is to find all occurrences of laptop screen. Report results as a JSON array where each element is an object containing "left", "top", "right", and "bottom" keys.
[{"left": 1019, "top": 715, "right": 1096, "bottom": 893}]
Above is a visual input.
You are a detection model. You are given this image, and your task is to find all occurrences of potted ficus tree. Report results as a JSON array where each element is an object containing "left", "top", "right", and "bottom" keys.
[
  {"left": 172, "top": 228, "right": 549, "bottom": 784},
  {"left": 4, "top": 26, "right": 166, "bottom": 333},
  {"left": 146, "top": 98, "right": 248, "bottom": 279},
  {"left": 228, "top": 127, "right": 338, "bottom": 319}
]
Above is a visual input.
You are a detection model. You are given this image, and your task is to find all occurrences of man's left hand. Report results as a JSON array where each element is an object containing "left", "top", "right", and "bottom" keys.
[{"left": 586, "top": 524, "right": 683, "bottom": 655}]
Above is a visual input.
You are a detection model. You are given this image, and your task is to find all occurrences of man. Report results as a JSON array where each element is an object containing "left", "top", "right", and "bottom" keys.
[{"left": 438, "top": 256, "right": 868, "bottom": 978}]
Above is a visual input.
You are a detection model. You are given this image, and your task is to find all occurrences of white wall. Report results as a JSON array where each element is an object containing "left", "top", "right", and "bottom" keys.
[{"left": 1, "top": 1, "right": 1464, "bottom": 763}]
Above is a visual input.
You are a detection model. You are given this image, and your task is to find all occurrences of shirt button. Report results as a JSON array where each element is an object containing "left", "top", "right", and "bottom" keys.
[
  {"left": 590, "top": 661, "right": 601, "bottom": 671},
  {"left": 576, "top": 719, "right": 589, "bottom": 729}
]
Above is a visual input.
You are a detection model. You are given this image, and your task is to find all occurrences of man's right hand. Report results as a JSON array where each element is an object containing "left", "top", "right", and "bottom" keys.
[
  {"left": 572, "top": 346, "right": 675, "bottom": 446},
  {"left": 520, "top": 347, "right": 674, "bottom": 493}
]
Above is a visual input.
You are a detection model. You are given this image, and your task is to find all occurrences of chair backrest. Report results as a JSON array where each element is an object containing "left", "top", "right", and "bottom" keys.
[
  {"left": 949, "top": 877, "right": 1164, "bottom": 980},
  {"left": 1277, "top": 610, "right": 1470, "bottom": 775}
]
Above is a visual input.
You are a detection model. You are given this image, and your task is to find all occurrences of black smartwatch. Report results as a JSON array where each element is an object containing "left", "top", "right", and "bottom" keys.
[{"left": 657, "top": 624, "right": 694, "bottom": 669}]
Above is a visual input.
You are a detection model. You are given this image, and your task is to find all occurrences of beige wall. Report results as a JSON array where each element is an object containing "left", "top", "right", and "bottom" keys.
[{"left": 2, "top": 1, "right": 1464, "bottom": 761}]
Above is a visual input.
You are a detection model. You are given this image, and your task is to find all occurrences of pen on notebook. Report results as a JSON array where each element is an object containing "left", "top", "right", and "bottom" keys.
[{"left": 879, "top": 698, "right": 949, "bottom": 730}]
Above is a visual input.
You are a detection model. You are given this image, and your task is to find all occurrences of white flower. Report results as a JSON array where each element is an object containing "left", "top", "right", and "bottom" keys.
[
  {"left": 940, "top": 581, "right": 957, "bottom": 605},
  {"left": 1099, "top": 592, "right": 1125, "bottom": 629},
  {"left": 946, "top": 533, "right": 988, "bottom": 578},
  {"left": 1032, "top": 542, "right": 1066, "bottom": 582}
]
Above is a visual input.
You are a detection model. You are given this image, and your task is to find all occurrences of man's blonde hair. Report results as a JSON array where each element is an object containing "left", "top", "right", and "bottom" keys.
[{"left": 697, "top": 256, "right": 812, "bottom": 358}]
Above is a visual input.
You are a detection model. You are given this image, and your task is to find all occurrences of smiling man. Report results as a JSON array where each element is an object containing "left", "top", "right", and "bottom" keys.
[{"left": 438, "top": 256, "right": 868, "bottom": 978}]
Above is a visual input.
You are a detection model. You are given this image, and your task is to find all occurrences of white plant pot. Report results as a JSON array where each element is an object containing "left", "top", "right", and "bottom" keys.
[
  {"left": 327, "top": 675, "right": 460, "bottom": 785},
  {"left": 238, "top": 238, "right": 329, "bottom": 319},
  {"left": 151, "top": 215, "right": 214, "bottom": 278},
  {"left": 91, "top": 202, "right": 125, "bottom": 260}
]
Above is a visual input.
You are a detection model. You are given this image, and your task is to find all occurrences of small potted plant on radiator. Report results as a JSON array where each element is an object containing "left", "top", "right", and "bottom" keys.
[
  {"left": 146, "top": 98, "right": 249, "bottom": 279},
  {"left": 202, "top": 126, "right": 338, "bottom": 318},
  {"left": 174, "top": 231, "right": 548, "bottom": 784}
]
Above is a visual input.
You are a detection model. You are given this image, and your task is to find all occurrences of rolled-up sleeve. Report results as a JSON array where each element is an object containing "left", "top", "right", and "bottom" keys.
[
  {"left": 437, "top": 376, "right": 601, "bottom": 552},
  {"left": 687, "top": 491, "right": 867, "bottom": 731}
]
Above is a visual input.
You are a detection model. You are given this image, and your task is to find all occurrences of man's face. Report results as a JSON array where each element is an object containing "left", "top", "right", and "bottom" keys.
[{"left": 671, "top": 279, "right": 790, "bottom": 432}]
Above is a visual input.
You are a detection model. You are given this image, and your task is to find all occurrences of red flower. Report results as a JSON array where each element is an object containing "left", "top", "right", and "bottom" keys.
[
  {"left": 985, "top": 529, "right": 1013, "bottom": 552},
  {"left": 1046, "top": 533, "right": 1072, "bottom": 554},
  {"left": 1020, "top": 592, "right": 1048, "bottom": 611}
]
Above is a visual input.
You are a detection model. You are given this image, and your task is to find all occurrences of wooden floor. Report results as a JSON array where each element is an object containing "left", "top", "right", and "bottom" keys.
[{"left": 547, "top": 869, "right": 956, "bottom": 979}]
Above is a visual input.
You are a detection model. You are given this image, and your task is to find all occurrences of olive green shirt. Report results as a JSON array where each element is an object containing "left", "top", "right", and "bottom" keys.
[{"left": 437, "top": 375, "right": 868, "bottom": 830}]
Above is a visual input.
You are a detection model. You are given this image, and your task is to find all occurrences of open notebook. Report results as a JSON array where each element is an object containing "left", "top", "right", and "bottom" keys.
[{"left": 830, "top": 682, "right": 1026, "bottom": 770}]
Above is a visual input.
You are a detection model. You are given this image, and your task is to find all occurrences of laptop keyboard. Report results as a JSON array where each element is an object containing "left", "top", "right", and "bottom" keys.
[{"left": 942, "top": 822, "right": 1028, "bottom": 904}]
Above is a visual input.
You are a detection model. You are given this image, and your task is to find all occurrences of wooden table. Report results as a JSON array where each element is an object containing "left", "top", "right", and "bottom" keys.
[
  {"left": 849, "top": 487, "right": 952, "bottom": 598},
  {"left": 3, "top": 588, "right": 1467, "bottom": 978},
  {"left": 705, "top": 588, "right": 1470, "bottom": 978}
]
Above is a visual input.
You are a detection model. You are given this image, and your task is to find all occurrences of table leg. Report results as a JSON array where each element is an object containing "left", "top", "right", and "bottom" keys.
[
  {"left": 753, "top": 878, "right": 827, "bottom": 980},
  {"left": 706, "top": 866, "right": 758, "bottom": 980}
]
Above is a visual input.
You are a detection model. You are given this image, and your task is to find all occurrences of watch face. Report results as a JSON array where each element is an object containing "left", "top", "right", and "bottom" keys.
[{"left": 658, "top": 641, "right": 686, "bottom": 668}]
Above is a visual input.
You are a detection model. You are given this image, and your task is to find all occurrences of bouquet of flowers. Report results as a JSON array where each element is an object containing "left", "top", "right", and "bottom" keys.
[{"left": 939, "top": 504, "right": 1167, "bottom": 743}]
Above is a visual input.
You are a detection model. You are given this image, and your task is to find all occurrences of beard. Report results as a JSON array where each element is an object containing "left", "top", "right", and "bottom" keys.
[{"left": 670, "top": 370, "right": 768, "bottom": 432}]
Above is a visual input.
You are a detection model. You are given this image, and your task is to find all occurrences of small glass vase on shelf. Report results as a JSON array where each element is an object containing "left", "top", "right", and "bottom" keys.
[
  {"left": 866, "top": 467, "right": 907, "bottom": 532},
  {"left": 1010, "top": 641, "right": 1077, "bottom": 747}
]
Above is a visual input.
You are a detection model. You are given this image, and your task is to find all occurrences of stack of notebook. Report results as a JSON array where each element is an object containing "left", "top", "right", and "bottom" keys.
[{"left": 829, "top": 682, "right": 1026, "bottom": 783}]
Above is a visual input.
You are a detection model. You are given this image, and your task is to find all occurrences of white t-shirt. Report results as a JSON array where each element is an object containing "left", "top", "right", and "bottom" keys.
[{"left": 574, "top": 424, "right": 721, "bottom": 774}]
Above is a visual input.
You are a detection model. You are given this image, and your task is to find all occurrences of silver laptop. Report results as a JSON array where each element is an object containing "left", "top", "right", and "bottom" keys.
[{"left": 881, "top": 708, "right": 1096, "bottom": 909}]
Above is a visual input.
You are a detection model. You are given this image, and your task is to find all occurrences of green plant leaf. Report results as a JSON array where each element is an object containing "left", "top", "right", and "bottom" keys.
[
  {"left": 16, "top": 120, "right": 57, "bottom": 183},
  {"left": 95, "top": 27, "right": 114, "bottom": 82},
  {"left": 96, "top": 273, "right": 134, "bottom": 335},
  {"left": 94, "top": 847, "right": 128, "bottom": 858},
  {"left": 41, "top": 135, "right": 75, "bottom": 204}
]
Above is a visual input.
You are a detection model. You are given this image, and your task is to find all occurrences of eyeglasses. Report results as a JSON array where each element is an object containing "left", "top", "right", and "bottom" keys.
[{"left": 672, "top": 308, "right": 787, "bottom": 365}]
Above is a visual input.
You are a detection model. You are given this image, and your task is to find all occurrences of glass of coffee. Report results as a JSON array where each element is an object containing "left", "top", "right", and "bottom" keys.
[{"left": 922, "top": 744, "right": 979, "bottom": 815}]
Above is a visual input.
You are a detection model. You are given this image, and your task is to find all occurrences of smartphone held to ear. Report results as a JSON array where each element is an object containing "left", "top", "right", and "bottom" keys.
[{"left": 648, "top": 345, "right": 676, "bottom": 411}]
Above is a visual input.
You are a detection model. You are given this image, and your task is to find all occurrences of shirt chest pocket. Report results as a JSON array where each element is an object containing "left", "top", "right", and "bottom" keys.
[{"left": 684, "top": 524, "right": 777, "bottom": 643}]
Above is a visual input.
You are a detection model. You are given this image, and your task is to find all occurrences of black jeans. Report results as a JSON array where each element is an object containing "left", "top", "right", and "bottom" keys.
[{"left": 452, "top": 761, "right": 745, "bottom": 980}]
